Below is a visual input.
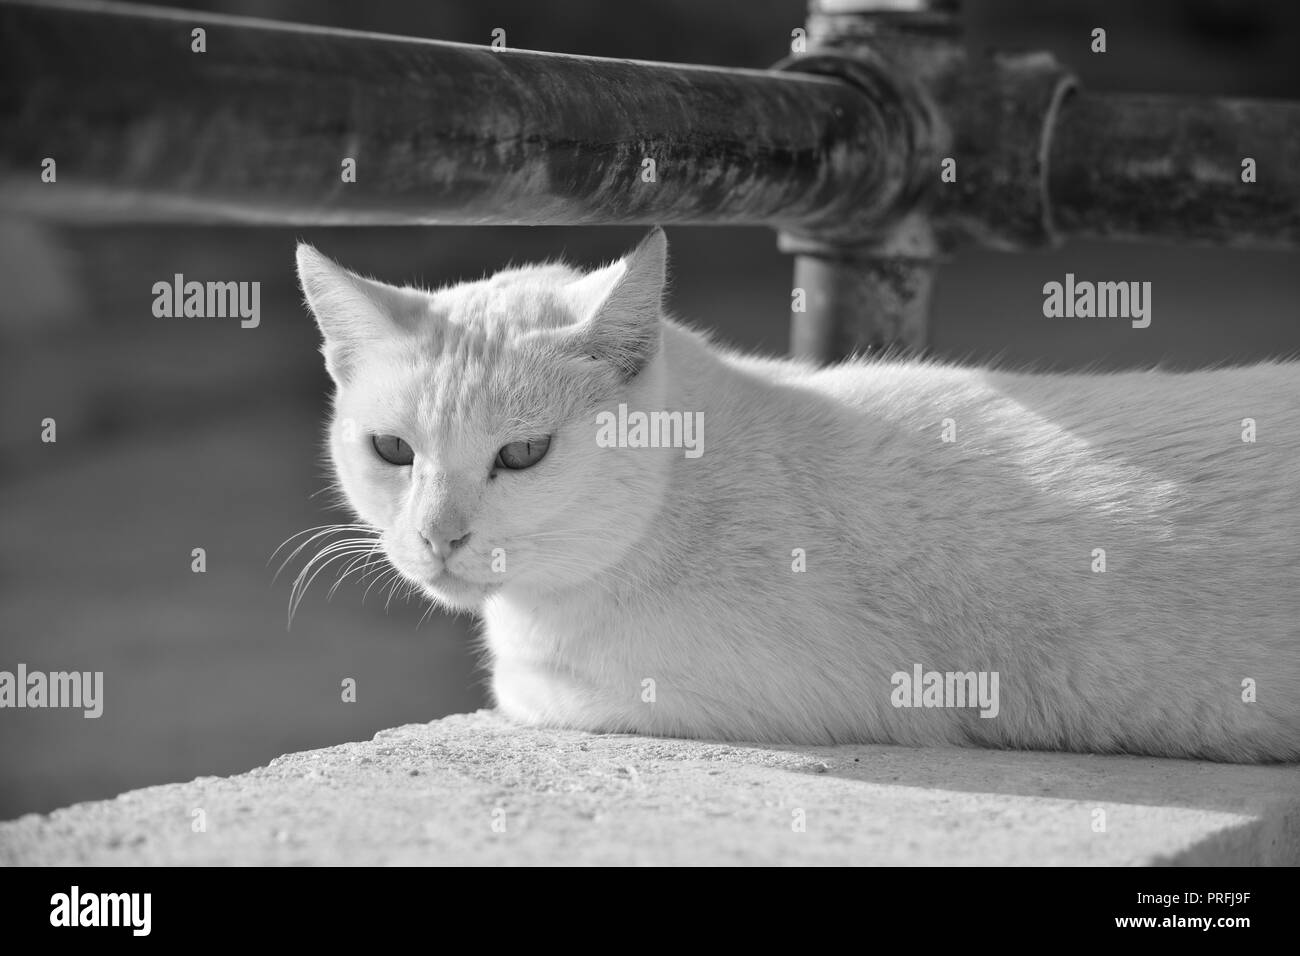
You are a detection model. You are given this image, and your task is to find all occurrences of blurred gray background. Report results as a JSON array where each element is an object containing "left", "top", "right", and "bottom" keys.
[{"left": 2, "top": 0, "right": 1298, "bottom": 818}]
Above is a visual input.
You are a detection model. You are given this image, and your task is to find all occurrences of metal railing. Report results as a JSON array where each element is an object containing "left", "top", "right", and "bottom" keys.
[{"left": 2, "top": 0, "right": 1297, "bottom": 360}]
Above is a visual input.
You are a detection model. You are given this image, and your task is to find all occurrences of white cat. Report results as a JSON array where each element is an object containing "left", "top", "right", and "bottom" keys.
[{"left": 296, "top": 230, "right": 1300, "bottom": 762}]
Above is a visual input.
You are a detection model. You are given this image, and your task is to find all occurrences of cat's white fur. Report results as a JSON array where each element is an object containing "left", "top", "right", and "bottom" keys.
[{"left": 297, "top": 230, "right": 1300, "bottom": 762}]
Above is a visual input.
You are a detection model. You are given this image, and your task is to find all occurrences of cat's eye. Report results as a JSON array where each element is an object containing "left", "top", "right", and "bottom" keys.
[
  {"left": 372, "top": 434, "right": 415, "bottom": 466},
  {"left": 495, "top": 436, "right": 551, "bottom": 471}
]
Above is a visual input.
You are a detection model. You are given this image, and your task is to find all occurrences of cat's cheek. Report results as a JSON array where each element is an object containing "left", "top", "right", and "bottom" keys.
[{"left": 334, "top": 452, "right": 407, "bottom": 532}]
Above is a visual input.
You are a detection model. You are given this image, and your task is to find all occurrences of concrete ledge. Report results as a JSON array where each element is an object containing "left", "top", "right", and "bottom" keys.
[{"left": 2, "top": 710, "right": 1297, "bottom": 865}]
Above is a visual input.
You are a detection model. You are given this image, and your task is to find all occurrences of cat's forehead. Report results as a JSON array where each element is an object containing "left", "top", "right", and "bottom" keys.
[
  {"left": 340, "top": 263, "right": 602, "bottom": 447},
  {"left": 401, "top": 296, "right": 568, "bottom": 380},
  {"left": 428, "top": 265, "right": 584, "bottom": 339},
  {"left": 346, "top": 343, "right": 560, "bottom": 458},
  {"left": 382, "top": 278, "right": 588, "bottom": 440}
]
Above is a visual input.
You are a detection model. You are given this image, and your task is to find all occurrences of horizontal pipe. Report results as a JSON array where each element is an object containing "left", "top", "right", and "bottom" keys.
[
  {"left": 1049, "top": 92, "right": 1300, "bottom": 249},
  {"left": 5, "top": 0, "right": 1299, "bottom": 254},
  {"left": 0, "top": 0, "right": 910, "bottom": 232}
]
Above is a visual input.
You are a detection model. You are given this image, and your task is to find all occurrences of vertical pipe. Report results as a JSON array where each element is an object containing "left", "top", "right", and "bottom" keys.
[
  {"left": 784, "top": 216, "right": 937, "bottom": 360},
  {"left": 781, "top": 0, "right": 957, "bottom": 363}
]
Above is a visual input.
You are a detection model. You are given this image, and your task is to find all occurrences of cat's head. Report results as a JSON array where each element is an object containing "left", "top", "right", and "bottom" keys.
[{"left": 296, "top": 229, "right": 673, "bottom": 611}]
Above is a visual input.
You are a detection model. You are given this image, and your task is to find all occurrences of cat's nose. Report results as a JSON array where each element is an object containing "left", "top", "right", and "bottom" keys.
[{"left": 421, "top": 528, "right": 472, "bottom": 558}]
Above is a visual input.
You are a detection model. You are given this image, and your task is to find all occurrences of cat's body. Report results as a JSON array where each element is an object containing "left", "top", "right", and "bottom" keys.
[{"left": 297, "top": 230, "right": 1300, "bottom": 763}]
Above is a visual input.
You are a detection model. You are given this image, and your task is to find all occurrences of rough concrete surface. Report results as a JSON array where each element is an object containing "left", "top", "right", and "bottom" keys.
[{"left": 2, "top": 710, "right": 1297, "bottom": 866}]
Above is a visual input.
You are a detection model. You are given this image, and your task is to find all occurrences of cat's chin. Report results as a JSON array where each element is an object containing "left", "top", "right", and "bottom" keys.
[{"left": 420, "top": 570, "right": 498, "bottom": 612}]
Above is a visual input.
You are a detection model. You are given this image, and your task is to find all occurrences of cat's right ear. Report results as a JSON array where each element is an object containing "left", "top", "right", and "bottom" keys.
[
  {"left": 564, "top": 227, "right": 667, "bottom": 382},
  {"left": 295, "top": 244, "right": 411, "bottom": 384}
]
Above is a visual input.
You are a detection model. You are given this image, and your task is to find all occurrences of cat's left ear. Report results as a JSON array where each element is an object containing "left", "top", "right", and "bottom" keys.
[
  {"left": 565, "top": 227, "right": 667, "bottom": 381},
  {"left": 296, "top": 244, "right": 417, "bottom": 384}
]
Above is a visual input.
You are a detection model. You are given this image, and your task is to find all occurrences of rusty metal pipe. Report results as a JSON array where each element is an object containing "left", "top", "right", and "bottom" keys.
[
  {"left": 0, "top": 0, "right": 915, "bottom": 231},
  {"left": 1048, "top": 92, "right": 1300, "bottom": 250}
]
